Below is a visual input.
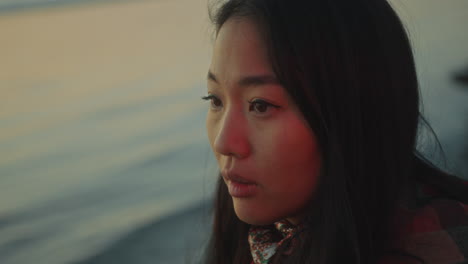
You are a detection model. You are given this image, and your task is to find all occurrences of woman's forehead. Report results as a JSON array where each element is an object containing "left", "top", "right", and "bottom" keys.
[{"left": 210, "top": 18, "right": 274, "bottom": 86}]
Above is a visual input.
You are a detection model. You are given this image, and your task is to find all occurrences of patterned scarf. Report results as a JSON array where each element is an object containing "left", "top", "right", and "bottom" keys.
[{"left": 248, "top": 219, "right": 304, "bottom": 264}]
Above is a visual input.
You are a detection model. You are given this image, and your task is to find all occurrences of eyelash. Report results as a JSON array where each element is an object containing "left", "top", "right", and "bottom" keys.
[
  {"left": 201, "top": 94, "right": 280, "bottom": 115},
  {"left": 201, "top": 95, "right": 222, "bottom": 109}
]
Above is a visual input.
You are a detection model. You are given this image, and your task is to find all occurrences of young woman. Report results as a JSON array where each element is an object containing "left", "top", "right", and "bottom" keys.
[{"left": 201, "top": 0, "right": 468, "bottom": 263}]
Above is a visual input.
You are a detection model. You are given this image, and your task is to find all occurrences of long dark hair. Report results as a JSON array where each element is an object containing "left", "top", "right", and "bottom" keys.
[{"left": 203, "top": 0, "right": 468, "bottom": 263}]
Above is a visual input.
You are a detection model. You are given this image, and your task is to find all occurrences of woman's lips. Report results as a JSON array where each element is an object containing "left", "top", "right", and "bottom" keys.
[
  {"left": 222, "top": 170, "right": 258, "bottom": 198},
  {"left": 227, "top": 179, "right": 258, "bottom": 198}
]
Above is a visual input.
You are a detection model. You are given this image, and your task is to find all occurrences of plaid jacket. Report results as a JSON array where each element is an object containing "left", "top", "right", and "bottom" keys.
[{"left": 380, "top": 181, "right": 468, "bottom": 264}]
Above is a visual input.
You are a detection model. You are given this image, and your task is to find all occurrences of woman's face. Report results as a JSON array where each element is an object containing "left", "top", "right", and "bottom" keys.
[{"left": 205, "top": 18, "right": 321, "bottom": 226}]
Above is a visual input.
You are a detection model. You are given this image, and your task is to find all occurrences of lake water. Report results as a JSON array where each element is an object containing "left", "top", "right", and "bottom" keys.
[{"left": 0, "top": 0, "right": 467, "bottom": 263}]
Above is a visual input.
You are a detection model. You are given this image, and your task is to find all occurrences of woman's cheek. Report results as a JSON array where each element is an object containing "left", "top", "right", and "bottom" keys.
[{"left": 206, "top": 115, "right": 219, "bottom": 151}]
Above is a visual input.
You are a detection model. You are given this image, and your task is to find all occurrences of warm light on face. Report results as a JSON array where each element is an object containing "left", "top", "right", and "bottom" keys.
[{"left": 204, "top": 18, "right": 321, "bottom": 226}]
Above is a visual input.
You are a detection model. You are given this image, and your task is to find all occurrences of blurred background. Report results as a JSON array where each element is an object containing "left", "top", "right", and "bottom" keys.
[{"left": 0, "top": 0, "right": 467, "bottom": 263}]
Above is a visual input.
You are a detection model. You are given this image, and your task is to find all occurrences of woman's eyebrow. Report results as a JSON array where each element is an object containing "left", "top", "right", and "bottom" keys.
[
  {"left": 207, "top": 70, "right": 279, "bottom": 88},
  {"left": 207, "top": 71, "right": 218, "bottom": 83}
]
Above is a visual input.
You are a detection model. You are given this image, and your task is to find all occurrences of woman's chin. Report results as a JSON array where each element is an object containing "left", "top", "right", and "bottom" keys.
[
  {"left": 236, "top": 214, "right": 275, "bottom": 226},
  {"left": 233, "top": 199, "right": 281, "bottom": 225}
]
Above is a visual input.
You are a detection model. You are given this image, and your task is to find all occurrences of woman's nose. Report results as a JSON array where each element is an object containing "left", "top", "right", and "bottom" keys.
[{"left": 213, "top": 108, "right": 250, "bottom": 159}]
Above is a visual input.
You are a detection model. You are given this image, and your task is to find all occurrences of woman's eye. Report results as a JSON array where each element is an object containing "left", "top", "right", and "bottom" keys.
[
  {"left": 249, "top": 99, "right": 280, "bottom": 115},
  {"left": 201, "top": 95, "right": 223, "bottom": 110},
  {"left": 201, "top": 95, "right": 280, "bottom": 115}
]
